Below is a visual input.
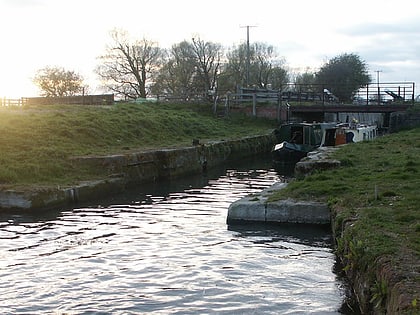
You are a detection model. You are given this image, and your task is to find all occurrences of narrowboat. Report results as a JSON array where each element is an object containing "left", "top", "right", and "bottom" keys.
[{"left": 272, "top": 122, "right": 377, "bottom": 163}]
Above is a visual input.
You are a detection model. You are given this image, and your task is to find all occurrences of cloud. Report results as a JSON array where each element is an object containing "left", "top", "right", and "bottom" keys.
[
  {"left": 340, "top": 18, "right": 420, "bottom": 37},
  {"left": 334, "top": 18, "right": 420, "bottom": 84}
]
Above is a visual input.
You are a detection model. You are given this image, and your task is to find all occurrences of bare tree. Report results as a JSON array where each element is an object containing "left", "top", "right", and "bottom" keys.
[
  {"left": 96, "top": 29, "right": 163, "bottom": 99},
  {"left": 218, "top": 44, "right": 247, "bottom": 91},
  {"left": 33, "top": 66, "right": 85, "bottom": 97},
  {"left": 152, "top": 36, "right": 223, "bottom": 101},
  {"left": 253, "top": 43, "right": 288, "bottom": 89},
  {"left": 219, "top": 42, "right": 288, "bottom": 91},
  {"left": 152, "top": 41, "right": 196, "bottom": 99},
  {"left": 293, "top": 69, "right": 317, "bottom": 92},
  {"left": 191, "top": 36, "right": 222, "bottom": 99}
]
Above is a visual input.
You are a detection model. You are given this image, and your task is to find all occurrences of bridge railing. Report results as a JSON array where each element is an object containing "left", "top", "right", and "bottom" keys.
[
  {"left": 223, "top": 82, "right": 415, "bottom": 107},
  {"left": 353, "top": 82, "right": 415, "bottom": 105}
]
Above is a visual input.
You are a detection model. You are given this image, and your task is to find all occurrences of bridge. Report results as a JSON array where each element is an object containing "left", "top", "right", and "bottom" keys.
[{"left": 222, "top": 82, "right": 415, "bottom": 124}]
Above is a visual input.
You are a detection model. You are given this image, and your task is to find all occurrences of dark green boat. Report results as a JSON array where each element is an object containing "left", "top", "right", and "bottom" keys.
[{"left": 272, "top": 122, "right": 336, "bottom": 163}]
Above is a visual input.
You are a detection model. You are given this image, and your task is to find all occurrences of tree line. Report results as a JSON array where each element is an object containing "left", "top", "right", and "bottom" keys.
[{"left": 33, "top": 29, "right": 371, "bottom": 103}]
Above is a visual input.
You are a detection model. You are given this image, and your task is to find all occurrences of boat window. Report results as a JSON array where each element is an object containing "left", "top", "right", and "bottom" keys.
[
  {"left": 324, "top": 129, "right": 336, "bottom": 146},
  {"left": 313, "top": 128, "right": 323, "bottom": 145},
  {"left": 304, "top": 126, "right": 312, "bottom": 145},
  {"left": 290, "top": 126, "right": 303, "bottom": 144},
  {"left": 291, "top": 131, "right": 303, "bottom": 144}
]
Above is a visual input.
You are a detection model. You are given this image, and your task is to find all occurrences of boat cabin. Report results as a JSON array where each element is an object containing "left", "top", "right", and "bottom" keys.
[{"left": 274, "top": 123, "right": 326, "bottom": 147}]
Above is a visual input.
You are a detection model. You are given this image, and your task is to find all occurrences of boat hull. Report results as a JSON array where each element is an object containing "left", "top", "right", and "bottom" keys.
[{"left": 271, "top": 141, "right": 313, "bottom": 163}]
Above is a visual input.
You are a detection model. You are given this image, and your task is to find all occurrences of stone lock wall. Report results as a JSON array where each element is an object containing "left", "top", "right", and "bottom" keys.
[{"left": 0, "top": 133, "right": 277, "bottom": 211}]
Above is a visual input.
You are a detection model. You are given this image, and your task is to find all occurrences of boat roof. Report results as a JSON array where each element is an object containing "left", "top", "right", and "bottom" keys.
[{"left": 280, "top": 122, "right": 336, "bottom": 128}]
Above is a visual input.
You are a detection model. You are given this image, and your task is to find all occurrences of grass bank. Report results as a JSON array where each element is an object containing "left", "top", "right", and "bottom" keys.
[
  {"left": 269, "top": 127, "right": 420, "bottom": 313},
  {"left": 0, "top": 103, "right": 276, "bottom": 187}
]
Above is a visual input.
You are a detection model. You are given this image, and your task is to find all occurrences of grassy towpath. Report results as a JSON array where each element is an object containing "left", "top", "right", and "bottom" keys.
[
  {"left": 269, "top": 127, "right": 420, "bottom": 313},
  {"left": 0, "top": 103, "right": 276, "bottom": 188}
]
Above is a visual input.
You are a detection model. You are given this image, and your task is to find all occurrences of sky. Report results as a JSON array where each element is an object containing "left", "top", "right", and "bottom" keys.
[{"left": 0, "top": 0, "right": 419, "bottom": 98}]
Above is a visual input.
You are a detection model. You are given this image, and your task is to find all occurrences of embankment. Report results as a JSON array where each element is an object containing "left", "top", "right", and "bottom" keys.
[
  {"left": 0, "top": 133, "right": 276, "bottom": 211},
  {"left": 296, "top": 147, "right": 418, "bottom": 314},
  {"left": 228, "top": 142, "right": 419, "bottom": 314}
]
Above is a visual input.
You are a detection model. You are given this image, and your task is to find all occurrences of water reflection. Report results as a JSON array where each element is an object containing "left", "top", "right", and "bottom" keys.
[
  {"left": 228, "top": 222, "right": 333, "bottom": 247},
  {"left": 0, "top": 157, "right": 353, "bottom": 314}
]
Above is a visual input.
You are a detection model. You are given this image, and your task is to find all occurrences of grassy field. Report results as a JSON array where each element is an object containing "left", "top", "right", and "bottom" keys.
[
  {"left": 0, "top": 103, "right": 276, "bottom": 187},
  {"left": 269, "top": 127, "right": 420, "bottom": 312}
]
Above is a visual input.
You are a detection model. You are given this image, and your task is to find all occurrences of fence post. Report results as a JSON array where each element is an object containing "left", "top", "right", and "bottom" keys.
[
  {"left": 412, "top": 83, "right": 415, "bottom": 104},
  {"left": 213, "top": 95, "right": 218, "bottom": 116},
  {"left": 252, "top": 93, "right": 257, "bottom": 117},
  {"left": 366, "top": 85, "right": 369, "bottom": 105},
  {"left": 224, "top": 92, "right": 230, "bottom": 117}
]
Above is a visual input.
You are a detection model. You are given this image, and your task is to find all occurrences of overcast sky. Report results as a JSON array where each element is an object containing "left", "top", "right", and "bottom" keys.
[{"left": 0, "top": 0, "right": 419, "bottom": 98}]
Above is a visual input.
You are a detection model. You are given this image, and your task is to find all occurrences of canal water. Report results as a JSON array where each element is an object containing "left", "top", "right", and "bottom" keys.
[{"left": 0, "top": 157, "right": 353, "bottom": 314}]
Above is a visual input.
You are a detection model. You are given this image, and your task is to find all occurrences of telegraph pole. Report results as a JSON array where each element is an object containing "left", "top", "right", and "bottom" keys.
[{"left": 240, "top": 25, "right": 257, "bottom": 87}]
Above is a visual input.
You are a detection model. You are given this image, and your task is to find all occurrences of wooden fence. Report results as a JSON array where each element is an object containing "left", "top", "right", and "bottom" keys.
[
  {"left": 24, "top": 94, "right": 114, "bottom": 105},
  {"left": 0, "top": 94, "right": 115, "bottom": 107},
  {"left": 0, "top": 98, "right": 25, "bottom": 106}
]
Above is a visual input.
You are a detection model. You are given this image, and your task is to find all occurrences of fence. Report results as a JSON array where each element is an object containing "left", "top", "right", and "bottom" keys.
[
  {"left": 0, "top": 98, "right": 25, "bottom": 106},
  {"left": 0, "top": 94, "right": 115, "bottom": 107},
  {"left": 24, "top": 94, "right": 114, "bottom": 105}
]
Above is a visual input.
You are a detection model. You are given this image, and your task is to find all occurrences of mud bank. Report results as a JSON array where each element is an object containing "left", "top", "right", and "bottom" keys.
[{"left": 0, "top": 133, "right": 276, "bottom": 211}]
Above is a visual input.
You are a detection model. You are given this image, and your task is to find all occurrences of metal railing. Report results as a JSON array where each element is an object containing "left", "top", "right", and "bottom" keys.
[{"left": 223, "top": 82, "right": 415, "bottom": 107}]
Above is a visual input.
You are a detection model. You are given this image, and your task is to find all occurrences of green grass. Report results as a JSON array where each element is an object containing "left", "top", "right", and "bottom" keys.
[
  {"left": 0, "top": 103, "right": 276, "bottom": 187},
  {"left": 268, "top": 128, "right": 420, "bottom": 253},
  {"left": 268, "top": 127, "right": 420, "bottom": 312}
]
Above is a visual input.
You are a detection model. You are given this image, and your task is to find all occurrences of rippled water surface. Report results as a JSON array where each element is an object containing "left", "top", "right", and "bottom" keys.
[{"left": 0, "top": 159, "right": 349, "bottom": 314}]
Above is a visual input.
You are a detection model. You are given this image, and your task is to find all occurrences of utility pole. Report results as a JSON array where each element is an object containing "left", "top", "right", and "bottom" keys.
[
  {"left": 375, "top": 70, "right": 382, "bottom": 105},
  {"left": 240, "top": 25, "right": 257, "bottom": 87}
]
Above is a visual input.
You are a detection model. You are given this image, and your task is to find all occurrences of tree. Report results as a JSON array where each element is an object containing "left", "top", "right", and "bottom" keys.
[
  {"left": 315, "top": 53, "right": 371, "bottom": 102},
  {"left": 293, "top": 69, "right": 317, "bottom": 92},
  {"left": 190, "top": 36, "right": 222, "bottom": 99},
  {"left": 152, "top": 36, "right": 223, "bottom": 101},
  {"left": 219, "top": 42, "right": 288, "bottom": 91},
  {"left": 33, "top": 66, "right": 85, "bottom": 97},
  {"left": 252, "top": 43, "right": 288, "bottom": 89},
  {"left": 96, "top": 29, "right": 163, "bottom": 99},
  {"left": 294, "top": 70, "right": 316, "bottom": 86},
  {"left": 218, "top": 44, "right": 247, "bottom": 92},
  {"left": 152, "top": 41, "right": 196, "bottom": 99}
]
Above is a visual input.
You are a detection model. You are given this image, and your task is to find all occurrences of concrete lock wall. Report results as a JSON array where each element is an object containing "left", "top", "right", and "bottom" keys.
[{"left": 0, "top": 133, "right": 277, "bottom": 211}]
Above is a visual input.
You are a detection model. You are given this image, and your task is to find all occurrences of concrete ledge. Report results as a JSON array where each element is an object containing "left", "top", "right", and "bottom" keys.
[
  {"left": 0, "top": 177, "right": 126, "bottom": 211},
  {"left": 0, "top": 190, "right": 32, "bottom": 209},
  {"left": 226, "top": 182, "right": 330, "bottom": 225},
  {"left": 295, "top": 146, "right": 341, "bottom": 178},
  {"left": 227, "top": 195, "right": 267, "bottom": 222},
  {"left": 266, "top": 199, "right": 330, "bottom": 224}
]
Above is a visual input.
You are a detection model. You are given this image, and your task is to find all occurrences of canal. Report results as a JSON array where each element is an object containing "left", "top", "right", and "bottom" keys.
[{"left": 0, "top": 157, "right": 354, "bottom": 314}]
